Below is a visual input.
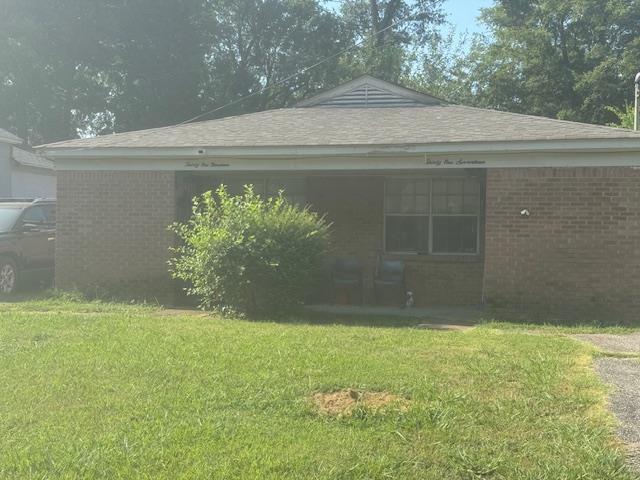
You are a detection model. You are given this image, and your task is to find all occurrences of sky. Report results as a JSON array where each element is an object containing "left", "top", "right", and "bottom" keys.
[
  {"left": 445, "top": 0, "right": 493, "bottom": 36},
  {"left": 325, "top": 1, "right": 494, "bottom": 39}
]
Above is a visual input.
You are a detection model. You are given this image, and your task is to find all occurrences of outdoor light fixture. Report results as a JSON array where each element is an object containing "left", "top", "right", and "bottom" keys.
[{"left": 520, "top": 209, "right": 530, "bottom": 217}]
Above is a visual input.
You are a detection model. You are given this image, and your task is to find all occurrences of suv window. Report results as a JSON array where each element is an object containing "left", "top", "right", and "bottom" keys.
[
  {"left": 21, "top": 205, "right": 55, "bottom": 229},
  {"left": 22, "top": 206, "right": 47, "bottom": 225},
  {"left": 0, "top": 207, "right": 22, "bottom": 232},
  {"left": 41, "top": 205, "right": 56, "bottom": 225}
]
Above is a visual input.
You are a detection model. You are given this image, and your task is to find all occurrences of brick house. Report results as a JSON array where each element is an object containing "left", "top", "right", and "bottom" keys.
[{"left": 40, "top": 76, "right": 640, "bottom": 320}]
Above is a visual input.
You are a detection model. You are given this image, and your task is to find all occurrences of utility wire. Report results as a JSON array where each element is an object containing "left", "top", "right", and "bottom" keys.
[
  {"left": 39, "top": 15, "right": 407, "bottom": 151},
  {"left": 178, "top": 19, "right": 402, "bottom": 125}
]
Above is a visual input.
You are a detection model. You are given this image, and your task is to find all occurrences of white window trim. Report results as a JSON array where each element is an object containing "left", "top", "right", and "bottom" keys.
[{"left": 384, "top": 176, "right": 482, "bottom": 256}]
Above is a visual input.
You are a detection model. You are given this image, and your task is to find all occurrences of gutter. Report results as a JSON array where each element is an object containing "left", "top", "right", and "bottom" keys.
[{"left": 38, "top": 138, "right": 640, "bottom": 160}]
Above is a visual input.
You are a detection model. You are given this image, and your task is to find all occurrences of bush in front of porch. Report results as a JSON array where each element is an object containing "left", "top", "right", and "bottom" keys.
[{"left": 169, "top": 185, "right": 330, "bottom": 316}]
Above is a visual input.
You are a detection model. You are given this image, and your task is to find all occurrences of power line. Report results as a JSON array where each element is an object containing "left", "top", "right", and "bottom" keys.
[
  {"left": 177, "top": 18, "right": 403, "bottom": 125},
  {"left": 39, "top": 13, "right": 410, "bottom": 152}
]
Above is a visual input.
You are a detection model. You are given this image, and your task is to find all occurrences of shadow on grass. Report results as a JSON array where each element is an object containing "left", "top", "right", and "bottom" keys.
[
  {"left": 261, "top": 311, "right": 425, "bottom": 329},
  {"left": 0, "top": 284, "right": 54, "bottom": 303}
]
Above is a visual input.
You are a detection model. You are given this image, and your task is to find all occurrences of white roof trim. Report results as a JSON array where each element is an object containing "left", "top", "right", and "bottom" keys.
[
  {"left": 40, "top": 138, "right": 640, "bottom": 160},
  {"left": 51, "top": 151, "right": 640, "bottom": 172},
  {"left": 296, "top": 75, "right": 444, "bottom": 107}
]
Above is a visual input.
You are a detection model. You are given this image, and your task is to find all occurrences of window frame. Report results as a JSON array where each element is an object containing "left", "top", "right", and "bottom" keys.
[{"left": 383, "top": 176, "right": 482, "bottom": 256}]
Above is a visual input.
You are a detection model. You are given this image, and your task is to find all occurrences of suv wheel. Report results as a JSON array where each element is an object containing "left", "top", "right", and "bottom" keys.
[{"left": 0, "top": 258, "right": 18, "bottom": 294}]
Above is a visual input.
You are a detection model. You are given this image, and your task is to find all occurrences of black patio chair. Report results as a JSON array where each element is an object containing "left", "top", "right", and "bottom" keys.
[
  {"left": 373, "top": 258, "right": 406, "bottom": 307},
  {"left": 331, "top": 257, "right": 364, "bottom": 305}
]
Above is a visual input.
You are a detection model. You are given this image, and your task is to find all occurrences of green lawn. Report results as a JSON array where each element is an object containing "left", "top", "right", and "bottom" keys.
[{"left": 0, "top": 297, "right": 635, "bottom": 479}]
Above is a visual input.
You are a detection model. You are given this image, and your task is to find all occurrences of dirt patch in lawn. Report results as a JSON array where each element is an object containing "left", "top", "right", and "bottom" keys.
[{"left": 311, "top": 389, "right": 410, "bottom": 417}]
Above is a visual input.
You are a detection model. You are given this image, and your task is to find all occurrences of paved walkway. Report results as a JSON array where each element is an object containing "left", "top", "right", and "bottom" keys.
[
  {"left": 573, "top": 333, "right": 640, "bottom": 474},
  {"left": 305, "top": 304, "right": 485, "bottom": 325},
  {"left": 573, "top": 332, "right": 640, "bottom": 354}
]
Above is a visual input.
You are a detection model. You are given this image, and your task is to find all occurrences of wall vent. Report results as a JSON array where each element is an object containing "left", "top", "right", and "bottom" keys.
[{"left": 313, "top": 83, "right": 423, "bottom": 108}]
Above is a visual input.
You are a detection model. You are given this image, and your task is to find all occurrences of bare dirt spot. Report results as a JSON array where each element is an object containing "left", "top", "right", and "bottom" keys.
[{"left": 311, "top": 389, "right": 410, "bottom": 417}]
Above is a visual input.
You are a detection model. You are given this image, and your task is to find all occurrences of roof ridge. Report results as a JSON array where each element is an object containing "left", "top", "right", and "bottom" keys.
[{"left": 297, "top": 75, "right": 446, "bottom": 107}]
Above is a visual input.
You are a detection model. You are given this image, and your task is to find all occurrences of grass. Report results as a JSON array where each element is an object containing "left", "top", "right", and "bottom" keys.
[
  {"left": 479, "top": 307, "right": 640, "bottom": 334},
  {"left": 478, "top": 319, "right": 640, "bottom": 335},
  {"left": 0, "top": 296, "right": 636, "bottom": 479}
]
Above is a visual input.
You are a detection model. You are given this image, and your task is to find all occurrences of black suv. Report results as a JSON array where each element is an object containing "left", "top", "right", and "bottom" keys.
[{"left": 0, "top": 199, "right": 56, "bottom": 294}]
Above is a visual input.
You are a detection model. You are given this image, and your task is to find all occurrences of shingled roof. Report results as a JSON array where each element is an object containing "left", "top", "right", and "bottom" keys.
[
  {"left": 0, "top": 127, "right": 22, "bottom": 145},
  {"left": 12, "top": 147, "right": 54, "bottom": 170},
  {"left": 40, "top": 76, "right": 640, "bottom": 152}
]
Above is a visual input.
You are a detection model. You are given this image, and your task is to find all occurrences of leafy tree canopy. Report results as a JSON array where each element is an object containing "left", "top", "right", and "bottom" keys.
[
  {"left": 463, "top": 0, "right": 640, "bottom": 124},
  {"left": 3, "top": 0, "right": 639, "bottom": 144},
  {"left": 0, "top": 0, "right": 444, "bottom": 143}
]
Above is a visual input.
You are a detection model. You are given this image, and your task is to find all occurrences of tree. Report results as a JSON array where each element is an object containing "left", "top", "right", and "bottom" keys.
[
  {"left": 0, "top": 0, "right": 211, "bottom": 143},
  {"left": 405, "top": 27, "right": 474, "bottom": 104},
  {"left": 465, "top": 0, "right": 640, "bottom": 125},
  {"left": 337, "top": 0, "right": 445, "bottom": 81},
  {"left": 0, "top": 0, "right": 446, "bottom": 141},
  {"left": 0, "top": 0, "right": 112, "bottom": 143},
  {"left": 606, "top": 104, "right": 635, "bottom": 129},
  {"left": 98, "top": 0, "right": 211, "bottom": 134},
  {"left": 200, "top": 0, "right": 349, "bottom": 119}
]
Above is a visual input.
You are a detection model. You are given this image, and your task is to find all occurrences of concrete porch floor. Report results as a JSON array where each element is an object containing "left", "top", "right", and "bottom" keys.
[{"left": 305, "top": 304, "right": 486, "bottom": 326}]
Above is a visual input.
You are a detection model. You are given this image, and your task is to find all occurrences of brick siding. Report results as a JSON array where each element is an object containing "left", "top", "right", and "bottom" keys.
[
  {"left": 56, "top": 171, "right": 176, "bottom": 302},
  {"left": 484, "top": 167, "right": 640, "bottom": 322}
]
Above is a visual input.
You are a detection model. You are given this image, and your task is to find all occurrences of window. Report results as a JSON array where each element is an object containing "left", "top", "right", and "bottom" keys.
[
  {"left": 384, "top": 179, "right": 429, "bottom": 253},
  {"left": 219, "top": 177, "right": 307, "bottom": 206},
  {"left": 41, "top": 205, "right": 56, "bottom": 225},
  {"left": 385, "top": 177, "right": 481, "bottom": 255},
  {"left": 431, "top": 178, "right": 480, "bottom": 254},
  {"left": 22, "top": 206, "right": 47, "bottom": 225}
]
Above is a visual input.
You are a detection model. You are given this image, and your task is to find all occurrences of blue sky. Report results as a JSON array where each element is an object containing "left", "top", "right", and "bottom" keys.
[
  {"left": 325, "top": 1, "right": 493, "bottom": 37},
  {"left": 445, "top": 0, "right": 493, "bottom": 35}
]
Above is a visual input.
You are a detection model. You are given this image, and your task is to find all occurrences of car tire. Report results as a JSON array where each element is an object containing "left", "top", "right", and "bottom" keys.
[{"left": 0, "top": 257, "right": 18, "bottom": 295}]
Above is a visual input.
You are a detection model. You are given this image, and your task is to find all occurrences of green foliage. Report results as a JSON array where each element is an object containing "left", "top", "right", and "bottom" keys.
[
  {"left": 0, "top": 0, "right": 210, "bottom": 143},
  {"left": 337, "top": 0, "right": 445, "bottom": 82},
  {"left": 405, "top": 27, "right": 475, "bottom": 104},
  {"left": 169, "top": 186, "right": 331, "bottom": 315},
  {"left": 0, "top": 0, "right": 445, "bottom": 143},
  {"left": 202, "top": 0, "right": 352, "bottom": 118},
  {"left": 606, "top": 103, "right": 635, "bottom": 129},
  {"left": 465, "top": 0, "right": 640, "bottom": 124}
]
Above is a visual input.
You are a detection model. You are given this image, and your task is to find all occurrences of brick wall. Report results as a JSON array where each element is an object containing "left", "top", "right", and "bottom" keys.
[
  {"left": 484, "top": 167, "right": 640, "bottom": 322},
  {"left": 56, "top": 171, "right": 176, "bottom": 302},
  {"left": 309, "top": 176, "right": 484, "bottom": 306},
  {"left": 56, "top": 171, "right": 484, "bottom": 307}
]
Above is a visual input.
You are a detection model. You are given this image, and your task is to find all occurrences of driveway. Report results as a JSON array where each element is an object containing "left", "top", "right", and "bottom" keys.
[{"left": 573, "top": 333, "right": 640, "bottom": 474}]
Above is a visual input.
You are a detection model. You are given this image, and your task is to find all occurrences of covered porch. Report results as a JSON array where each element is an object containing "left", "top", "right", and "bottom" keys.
[{"left": 176, "top": 169, "right": 486, "bottom": 307}]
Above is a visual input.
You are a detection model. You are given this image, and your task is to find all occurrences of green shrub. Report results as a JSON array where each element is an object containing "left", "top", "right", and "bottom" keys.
[{"left": 169, "top": 185, "right": 331, "bottom": 316}]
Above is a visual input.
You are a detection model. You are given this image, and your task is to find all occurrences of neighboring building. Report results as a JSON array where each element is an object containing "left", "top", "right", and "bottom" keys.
[
  {"left": 39, "top": 76, "right": 640, "bottom": 320},
  {"left": 0, "top": 128, "right": 56, "bottom": 199}
]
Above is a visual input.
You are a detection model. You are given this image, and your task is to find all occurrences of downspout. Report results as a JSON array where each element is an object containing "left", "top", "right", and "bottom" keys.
[
  {"left": 635, "top": 73, "right": 640, "bottom": 131},
  {"left": 0, "top": 144, "right": 13, "bottom": 197}
]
